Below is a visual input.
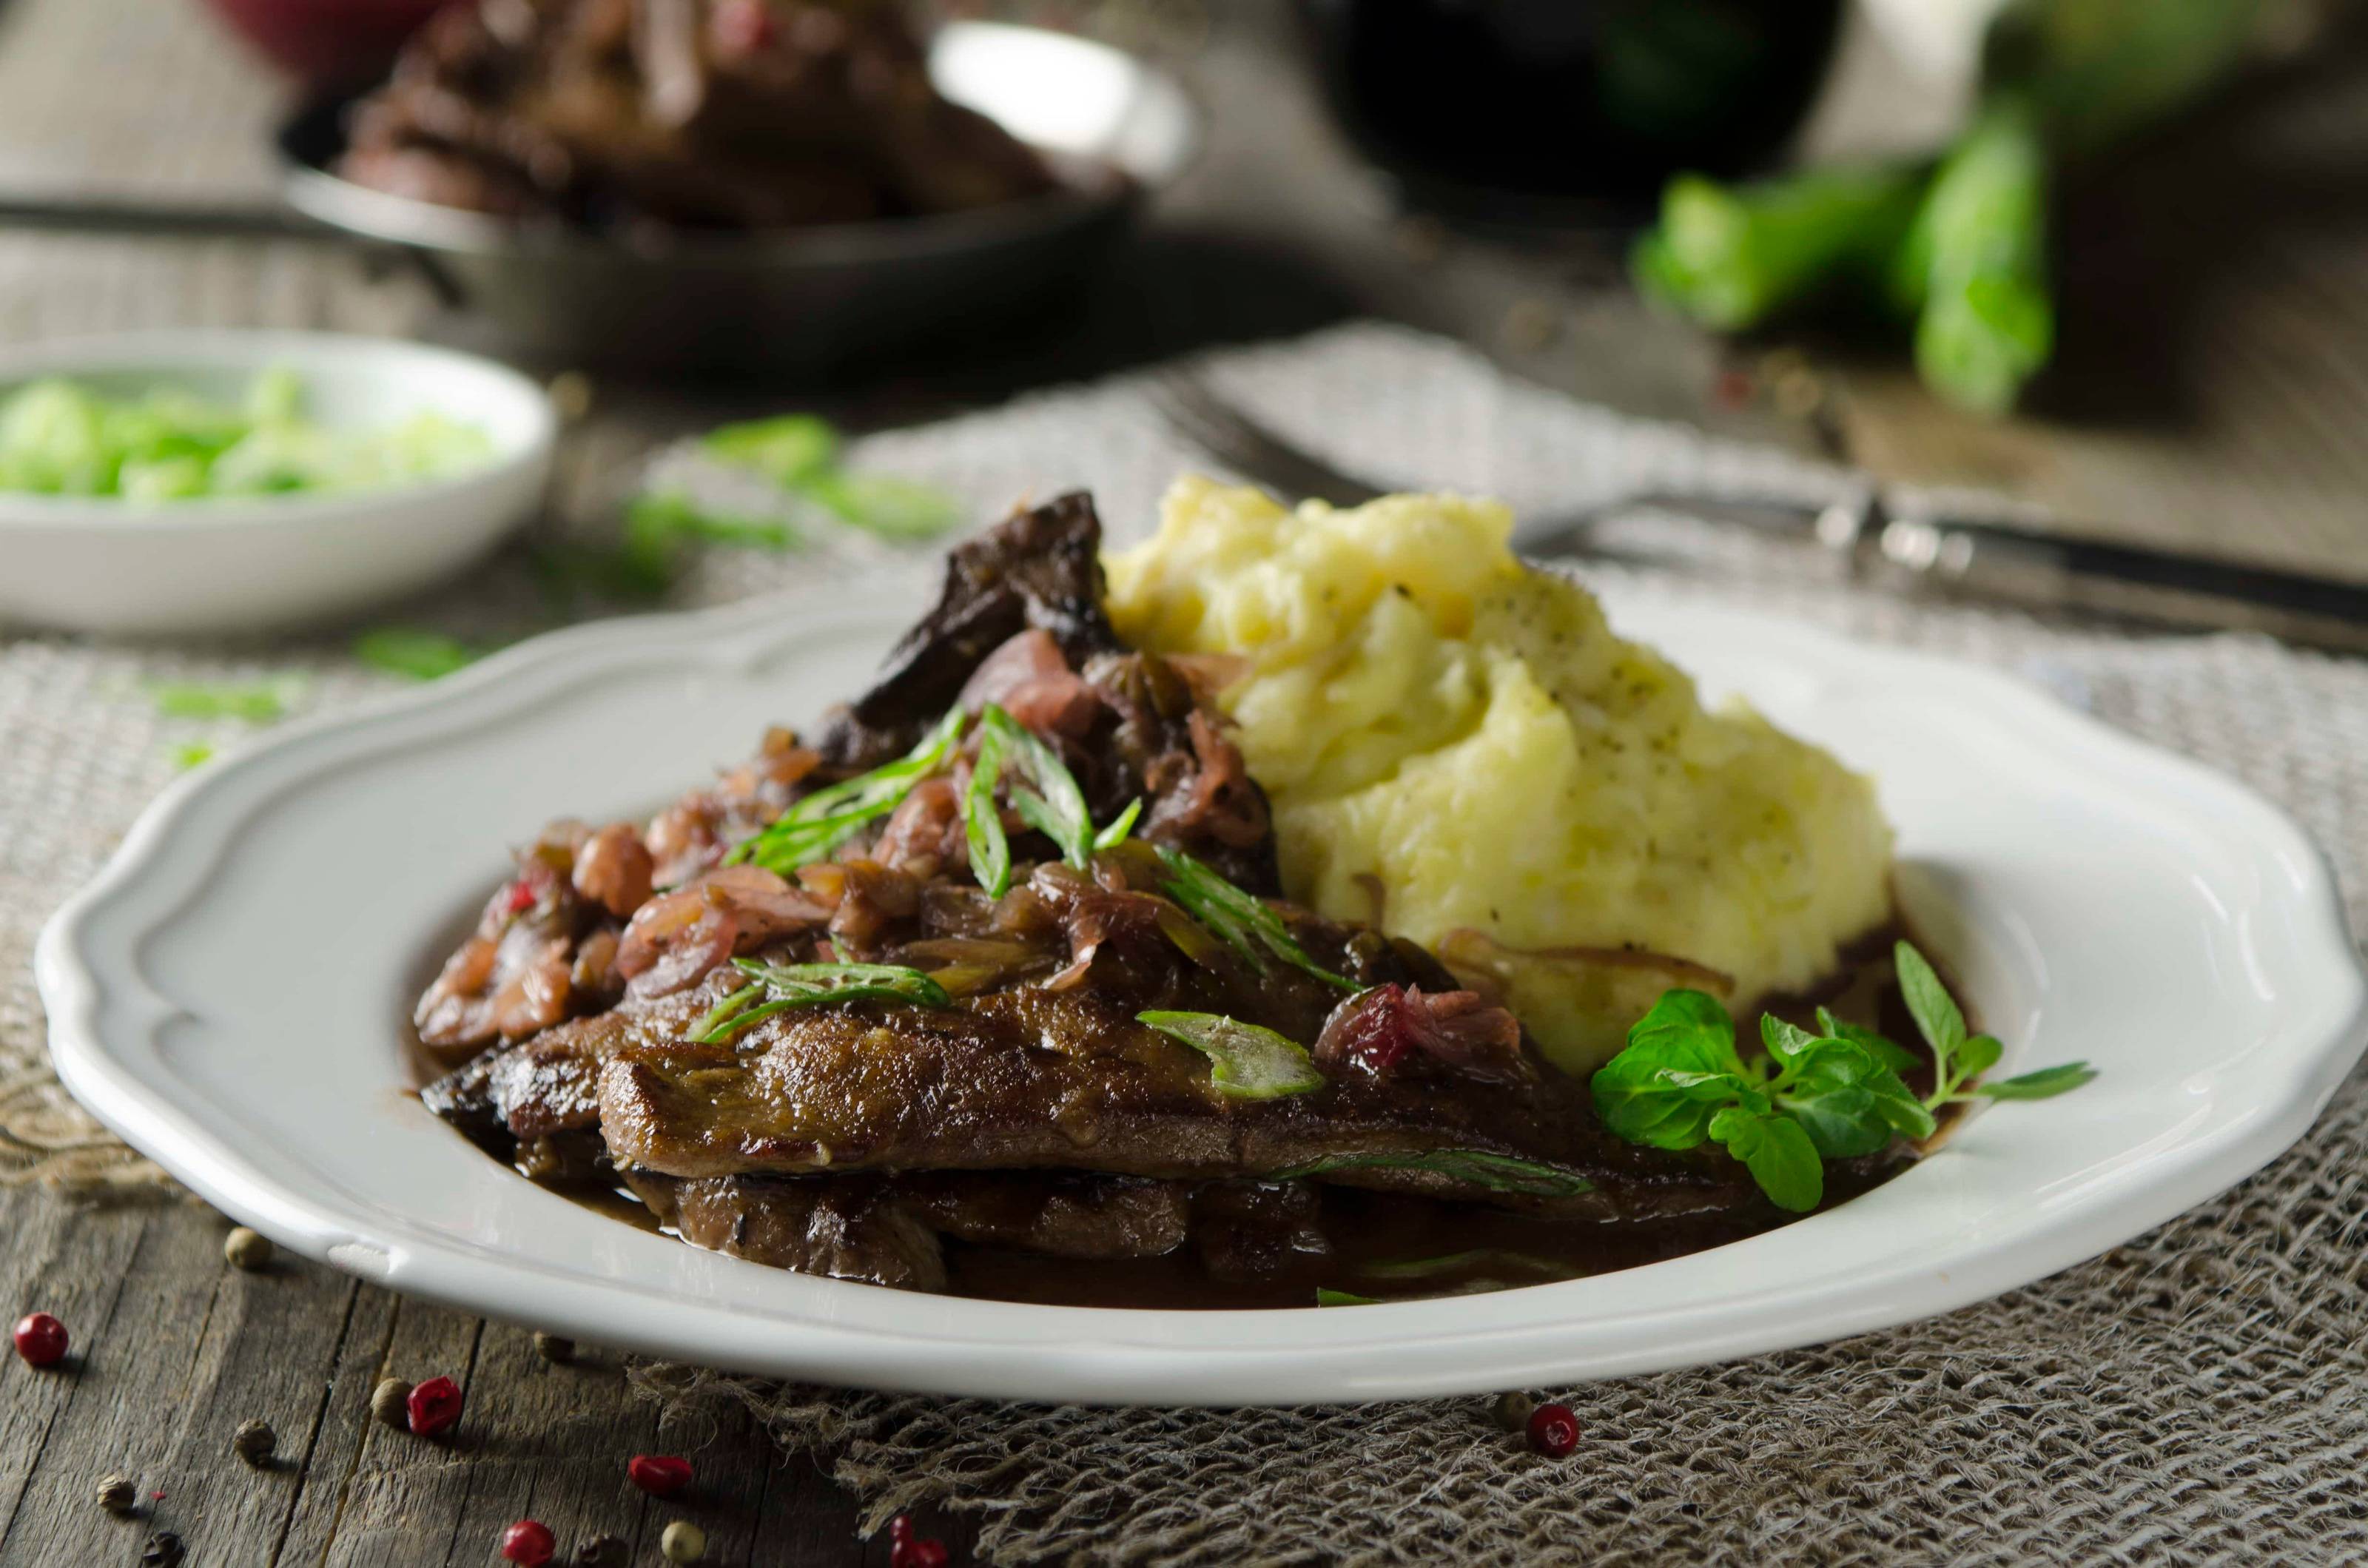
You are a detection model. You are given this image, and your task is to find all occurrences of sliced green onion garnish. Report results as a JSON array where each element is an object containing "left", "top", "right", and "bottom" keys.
[
  {"left": 1137, "top": 1009, "right": 1325, "bottom": 1100},
  {"left": 730, "top": 706, "right": 966, "bottom": 875},
  {"left": 693, "top": 959, "right": 950, "bottom": 1043},
  {"left": 1154, "top": 846, "right": 1358, "bottom": 992},
  {"left": 1092, "top": 797, "right": 1143, "bottom": 850}
]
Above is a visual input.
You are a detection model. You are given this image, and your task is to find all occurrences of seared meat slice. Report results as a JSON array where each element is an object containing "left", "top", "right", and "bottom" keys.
[
  {"left": 818, "top": 491, "right": 1122, "bottom": 768},
  {"left": 624, "top": 1171, "right": 947, "bottom": 1291},
  {"left": 431, "top": 844, "right": 1760, "bottom": 1221},
  {"left": 593, "top": 987, "right": 1751, "bottom": 1222},
  {"left": 622, "top": 1169, "right": 1192, "bottom": 1287}
]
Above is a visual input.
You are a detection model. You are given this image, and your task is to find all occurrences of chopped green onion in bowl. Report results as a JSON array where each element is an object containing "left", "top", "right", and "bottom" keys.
[{"left": 0, "top": 367, "right": 494, "bottom": 502}]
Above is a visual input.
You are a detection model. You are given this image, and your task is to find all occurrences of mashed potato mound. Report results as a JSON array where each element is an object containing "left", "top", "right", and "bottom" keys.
[{"left": 1103, "top": 477, "right": 1894, "bottom": 1073}]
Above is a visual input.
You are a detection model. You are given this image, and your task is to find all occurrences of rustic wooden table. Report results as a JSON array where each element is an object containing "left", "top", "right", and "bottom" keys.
[{"left": 2, "top": 1, "right": 2364, "bottom": 1562}]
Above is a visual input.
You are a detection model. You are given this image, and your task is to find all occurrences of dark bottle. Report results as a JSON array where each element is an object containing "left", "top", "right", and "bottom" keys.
[{"left": 1299, "top": 0, "right": 1843, "bottom": 221}]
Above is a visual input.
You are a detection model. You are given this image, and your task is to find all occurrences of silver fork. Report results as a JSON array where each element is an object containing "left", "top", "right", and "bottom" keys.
[
  {"left": 1142, "top": 371, "right": 1859, "bottom": 568},
  {"left": 1143, "top": 371, "right": 2368, "bottom": 653}
]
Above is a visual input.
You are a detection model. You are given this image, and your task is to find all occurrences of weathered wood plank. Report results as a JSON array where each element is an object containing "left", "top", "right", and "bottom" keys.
[
  {"left": 0, "top": 1189, "right": 152, "bottom": 1557},
  {"left": 273, "top": 1281, "right": 401, "bottom": 1564}
]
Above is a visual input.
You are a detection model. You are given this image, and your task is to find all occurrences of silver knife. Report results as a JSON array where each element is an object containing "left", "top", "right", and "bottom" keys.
[{"left": 1525, "top": 488, "right": 2368, "bottom": 656}]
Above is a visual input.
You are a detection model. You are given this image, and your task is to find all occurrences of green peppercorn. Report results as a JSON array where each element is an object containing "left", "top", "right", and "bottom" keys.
[
  {"left": 371, "top": 1376, "right": 413, "bottom": 1430},
  {"left": 1492, "top": 1390, "right": 1536, "bottom": 1433},
  {"left": 224, "top": 1227, "right": 273, "bottom": 1271},
  {"left": 661, "top": 1520, "right": 707, "bottom": 1562},
  {"left": 234, "top": 1418, "right": 276, "bottom": 1466}
]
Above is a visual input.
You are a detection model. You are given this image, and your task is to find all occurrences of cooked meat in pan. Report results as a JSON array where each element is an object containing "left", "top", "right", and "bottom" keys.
[{"left": 339, "top": 0, "right": 1057, "bottom": 232}]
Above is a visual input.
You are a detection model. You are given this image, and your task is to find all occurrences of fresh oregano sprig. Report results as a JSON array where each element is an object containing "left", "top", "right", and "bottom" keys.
[
  {"left": 1592, "top": 940, "right": 2092, "bottom": 1213},
  {"left": 1891, "top": 939, "right": 2096, "bottom": 1104}
]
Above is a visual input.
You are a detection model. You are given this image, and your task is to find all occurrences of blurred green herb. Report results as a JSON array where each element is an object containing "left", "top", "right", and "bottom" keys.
[
  {"left": 700, "top": 413, "right": 961, "bottom": 540},
  {"left": 352, "top": 627, "right": 480, "bottom": 682},
  {"left": 1314, "top": 1288, "right": 1379, "bottom": 1308},
  {"left": 701, "top": 414, "right": 838, "bottom": 488},
  {"left": 168, "top": 741, "right": 215, "bottom": 771},
  {"left": 148, "top": 680, "right": 292, "bottom": 723}
]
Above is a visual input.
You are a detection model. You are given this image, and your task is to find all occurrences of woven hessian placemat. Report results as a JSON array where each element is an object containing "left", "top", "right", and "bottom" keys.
[{"left": 9, "top": 324, "right": 2368, "bottom": 1564}]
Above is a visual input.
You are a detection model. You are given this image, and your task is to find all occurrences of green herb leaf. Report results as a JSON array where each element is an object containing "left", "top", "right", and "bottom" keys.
[
  {"left": 1769, "top": 1038, "right": 1935, "bottom": 1158},
  {"left": 1590, "top": 989, "right": 1752, "bottom": 1149},
  {"left": 1137, "top": 1009, "right": 1325, "bottom": 1100},
  {"left": 167, "top": 741, "right": 214, "bottom": 771},
  {"left": 1814, "top": 1007, "right": 1925, "bottom": 1077},
  {"left": 1155, "top": 846, "right": 1359, "bottom": 992},
  {"left": 1314, "top": 1288, "right": 1379, "bottom": 1308},
  {"left": 147, "top": 680, "right": 290, "bottom": 723},
  {"left": 1973, "top": 1062, "right": 2097, "bottom": 1100},
  {"left": 694, "top": 959, "right": 950, "bottom": 1043},
  {"left": 731, "top": 707, "right": 966, "bottom": 875},
  {"left": 626, "top": 489, "right": 801, "bottom": 571},
  {"left": 1274, "top": 1148, "right": 1596, "bottom": 1199},
  {"left": 1092, "top": 797, "right": 1143, "bottom": 849},
  {"left": 702, "top": 414, "right": 839, "bottom": 488},
  {"left": 1761, "top": 1014, "right": 1823, "bottom": 1066},
  {"left": 1709, "top": 1104, "right": 1823, "bottom": 1213},
  {"left": 807, "top": 471, "right": 961, "bottom": 539},
  {"left": 352, "top": 627, "right": 479, "bottom": 682},
  {"left": 1896, "top": 939, "right": 1967, "bottom": 1058},
  {"left": 1955, "top": 1034, "right": 2004, "bottom": 1078}
]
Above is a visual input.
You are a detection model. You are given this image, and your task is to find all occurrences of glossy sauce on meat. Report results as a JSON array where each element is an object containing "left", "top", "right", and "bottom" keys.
[
  {"left": 416, "top": 927, "right": 1937, "bottom": 1309},
  {"left": 406, "top": 493, "right": 1941, "bottom": 1310}
]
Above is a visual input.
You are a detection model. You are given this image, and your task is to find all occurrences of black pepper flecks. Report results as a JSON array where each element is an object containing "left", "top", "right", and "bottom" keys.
[{"left": 141, "top": 1530, "right": 184, "bottom": 1567}]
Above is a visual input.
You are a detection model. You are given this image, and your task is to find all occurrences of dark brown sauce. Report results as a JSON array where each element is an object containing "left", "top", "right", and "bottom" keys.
[{"left": 448, "top": 926, "right": 1954, "bottom": 1310}]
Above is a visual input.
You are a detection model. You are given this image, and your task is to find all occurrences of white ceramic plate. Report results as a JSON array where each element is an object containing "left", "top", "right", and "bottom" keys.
[
  {"left": 0, "top": 332, "right": 554, "bottom": 635},
  {"left": 37, "top": 578, "right": 2367, "bottom": 1404}
]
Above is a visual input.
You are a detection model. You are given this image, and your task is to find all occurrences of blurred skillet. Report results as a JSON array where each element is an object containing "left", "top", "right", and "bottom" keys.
[{"left": 272, "top": 22, "right": 1200, "bottom": 371}]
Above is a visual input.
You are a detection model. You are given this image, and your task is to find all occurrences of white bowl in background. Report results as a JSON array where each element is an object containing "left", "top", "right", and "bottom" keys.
[{"left": 0, "top": 331, "right": 554, "bottom": 636}]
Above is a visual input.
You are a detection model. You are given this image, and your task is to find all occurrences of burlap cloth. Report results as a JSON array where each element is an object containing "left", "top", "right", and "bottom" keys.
[{"left": 8, "top": 325, "right": 2368, "bottom": 1563}]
